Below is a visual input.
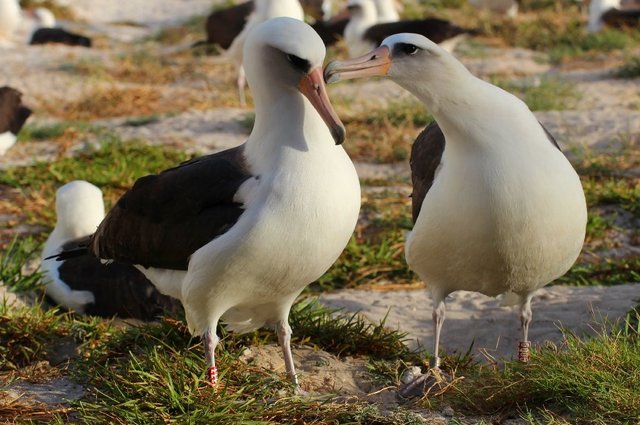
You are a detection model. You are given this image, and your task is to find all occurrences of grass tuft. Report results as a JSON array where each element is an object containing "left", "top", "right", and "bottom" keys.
[
  {"left": 0, "top": 138, "right": 189, "bottom": 226},
  {"left": 443, "top": 323, "right": 640, "bottom": 422},
  {"left": 613, "top": 56, "right": 640, "bottom": 79}
]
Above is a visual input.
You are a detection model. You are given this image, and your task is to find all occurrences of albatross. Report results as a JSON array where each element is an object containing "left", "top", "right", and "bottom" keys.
[
  {"left": 29, "top": 7, "right": 92, "bottom": 47},
  {"left": 0, "top": 86, "right": 31, "bottom": 156},
  {"left": 326, "top": 33, "right": 587, "bottom": 392},
  {"left": 344, "top": 0, "right": 476, "bottom": 57},
  {"left": 42, "top": 181, "right": 181, "bottom": 319},
  {"left": 588, "top": 0, "right": 640, "bottom": 32},
  {"left": 58, "top": 17, "right": 360, "bottom": 390}
]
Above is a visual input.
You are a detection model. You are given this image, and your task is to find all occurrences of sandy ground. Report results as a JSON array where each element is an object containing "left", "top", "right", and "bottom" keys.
[{"left": 320, "top": 284, "right": 640, "bottom": 360}]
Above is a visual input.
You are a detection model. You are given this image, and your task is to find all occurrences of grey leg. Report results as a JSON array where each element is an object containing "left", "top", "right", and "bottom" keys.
[
  {"left": 431, "top": 292, "right": 446, "bottom": 369},
  {"left": 275, "top": 320, "right": 299, "bottom": 388}
]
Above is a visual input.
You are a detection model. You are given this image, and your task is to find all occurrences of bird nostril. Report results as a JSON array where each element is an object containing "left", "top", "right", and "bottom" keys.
[{"left": 371, "top": 55, "right": 378, "bottom": 60}]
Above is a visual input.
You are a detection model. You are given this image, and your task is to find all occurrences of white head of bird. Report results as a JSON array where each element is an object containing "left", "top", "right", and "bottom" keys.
[
  {"left": 326, "top": 33, "right": 479, "bottom": 116},
  {"left": 243, "top": 16, "right": 345, "bottom": 145}
]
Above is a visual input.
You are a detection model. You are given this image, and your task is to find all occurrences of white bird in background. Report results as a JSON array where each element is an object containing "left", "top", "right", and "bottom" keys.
[
  {"left": 373, "top": 0, "right": 400, "bottom": 23},
  {"left": 344, "top": 0, "right": 476, "bottom": 57},
  {"left": 225, "top": 0, "right": 304, "bottom": 106},
  {"left": 58, "top": 17, "right": 360, "bottom": 391},
  {"left": 326, "top": 33, "right": 587, "bottom": 395},
  {"left": 42, "top": 181, "right": 181, "bottom": 319},
  {"left": 42, "top": 181, "right": 105, "bottom": 312},
  {"left": 32, "top": 7, "right": 56, "bottom": 28},
  {"left": 0, "top": 0, "right": 20, "bottom": 44},
  {"left": 344, "top": 0, "right": 379, "bottom": 57}
]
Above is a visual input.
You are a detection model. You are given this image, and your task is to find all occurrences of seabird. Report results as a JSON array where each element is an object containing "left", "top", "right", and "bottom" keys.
[
  {"left": 58, "top": 17, "right": 360, "bottom": 389},
  {"left": 0, "top": 0, "right": 20, "bottom": 43},
  {"left": 588, "top": 0, "right": 640, "bottom": 32},
  {"left": 28, "top": 7, "right": 92, "bottom": 47},
  {"left": 225, "top": 0, "right": 304, "bottom": 106},
  {"left": 202, "top": 0, "right": 331, "bottom": 51},
  {"left": 41, "top": 181, "right": 181, "bottom": 320},
  {"left": 373, "top": 0, "right": 400, "bottom": 23},
  {"left": 0, "top": 86, "right": 31, "bottom": 156},
  {"left": 344, "top": 0, "right": 476, "bottom": 57},
  {"left": 326, "top": 33, "right": 587, "bottom": 393}
]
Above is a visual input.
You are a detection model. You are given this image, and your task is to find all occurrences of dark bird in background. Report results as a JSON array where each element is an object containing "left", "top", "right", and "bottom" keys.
[
  {"left": 588, "top": 0, "right": 640, "bottom": 32},
  {"left": 41, "top": 180, "right": 182, "bottom": 321},
  {"left": 344, "top": 0, "right": 478, "bottom": 57},
  {"left": 0, "top": 86, "right": 31, "bottom": 155},
  {"left": 28, "top": 7, "right": 92, "bottom": 47}
]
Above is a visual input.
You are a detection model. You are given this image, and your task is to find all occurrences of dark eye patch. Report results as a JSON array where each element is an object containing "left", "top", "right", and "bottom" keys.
[
  {"left": 287, "top": 54, "right": 311, "bottom": 73},
  {"left": 393, "top": 43, "right": 419, "bottom": 56}
]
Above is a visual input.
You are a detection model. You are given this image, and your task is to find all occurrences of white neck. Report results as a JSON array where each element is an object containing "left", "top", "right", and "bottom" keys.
[
  {"left": 374, "top": 0, "right": 399, "bottom": 23},
  {"left": 255, "top": 0, "right": 304, "bottom": 20}
]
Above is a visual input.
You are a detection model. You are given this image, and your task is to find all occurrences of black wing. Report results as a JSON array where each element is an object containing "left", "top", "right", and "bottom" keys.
[
  {"left": 602, "top": 8, "right": 640, "bottom": 28},
  {"left": 205, "top": 1, "right": 254, "bottom": 49},
  {"left": 410, "top": 121, "right": 562, "bottom": 222},
  {"left": 57, "top": 239, "right": 182, "bottom": 320},
  {"left": 0, "top": 86, "right": 32, "bottom": 135},
  {"left": 312, "top": 16, "right": 349, "bottom": 46},
  {"left": 91, "top": 144, "right": 253, "bottom": 270},
  {"left": 410, "top": 121, "right": 445, "bottom": 223},
  {"left": 364, "top": 18, "right": 477, "bottom": 46},
  {"left": 30, "top": 28, "right": 92, "bottom": 47}
]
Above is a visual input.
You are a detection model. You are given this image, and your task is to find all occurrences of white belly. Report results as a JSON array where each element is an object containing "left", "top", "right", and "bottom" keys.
[
  {"left": 406, "top": 146, "right": 587, "bottom": 298},
  {"left": 182, "top": 147, "right": 361, "bottom": 335}
]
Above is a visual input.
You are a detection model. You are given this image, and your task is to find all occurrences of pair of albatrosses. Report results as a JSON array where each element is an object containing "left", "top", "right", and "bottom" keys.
[{"left": 55, "top": 17, "right": 586, "bottom": 394}]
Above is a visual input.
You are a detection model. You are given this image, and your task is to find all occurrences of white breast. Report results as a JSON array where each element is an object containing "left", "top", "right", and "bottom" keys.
[{"left": 406, "top": 107, "right": 586, "bottom": 298}]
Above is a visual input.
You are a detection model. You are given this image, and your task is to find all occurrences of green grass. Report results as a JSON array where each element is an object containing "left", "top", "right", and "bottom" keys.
[
  {"left": 558, "top": 257, "right": 640, "bottom": 286},
  {"left": 17, "top": 121, "right": 100, "bottom": 143},
  {"left": 0, "top": 237, "right": 42, "bottom": 293},
  {"left": 0, "top": 299, "right": 422, "bottom": 423},
  {"left": 338, "top": 99, "right": 432, "bottom": 163},
  {"left": 491, "top": 76, "right": 581, "bottom": 111},
  {"left": 441, "top": 322, "right": 640, "bottom": 423},
  {"left": 0, "top": 137, "right": 190, "bottom": 226},
  {"left": 314, "top": 189, "right": 416, "bottom": 291},
  {"left": 613, "top": 56, "right": 640, "bottom": 79}
]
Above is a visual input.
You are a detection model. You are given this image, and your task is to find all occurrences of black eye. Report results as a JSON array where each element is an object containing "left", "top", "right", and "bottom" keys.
[
  {"left": 401, "top": 43, "right": 419, "bottom": 55},
  {"left": 287, "top": 54, "right": 311, "bottom": 73}
]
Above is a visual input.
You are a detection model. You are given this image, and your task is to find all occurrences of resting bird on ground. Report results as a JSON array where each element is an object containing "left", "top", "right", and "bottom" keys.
[
  {"left": 57, "top": 17, "right": 360, "bottom": 390},
  {"left": 28, "top": 7, "right": 92, "bottom": 47},
  {"left": 41, "top": 181, "right": 181, "bottom": 319},
  {"left": 326, "top": 33, "right": 587, "bottom": 394},
  {"left": 588, "top": 0, "right": 640, "bottom": 32},
  {"left": 344, "top": 0, "right": 476, "bottom": 57},
  {"left": 224, "top": 0, "right": 304, "bottom": 106},
  {"left": 0, "top": 0, "right": 20, "bottom": 44},
  {"left": 0, "top": 86, "right": 31, "bottom": 155}
]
